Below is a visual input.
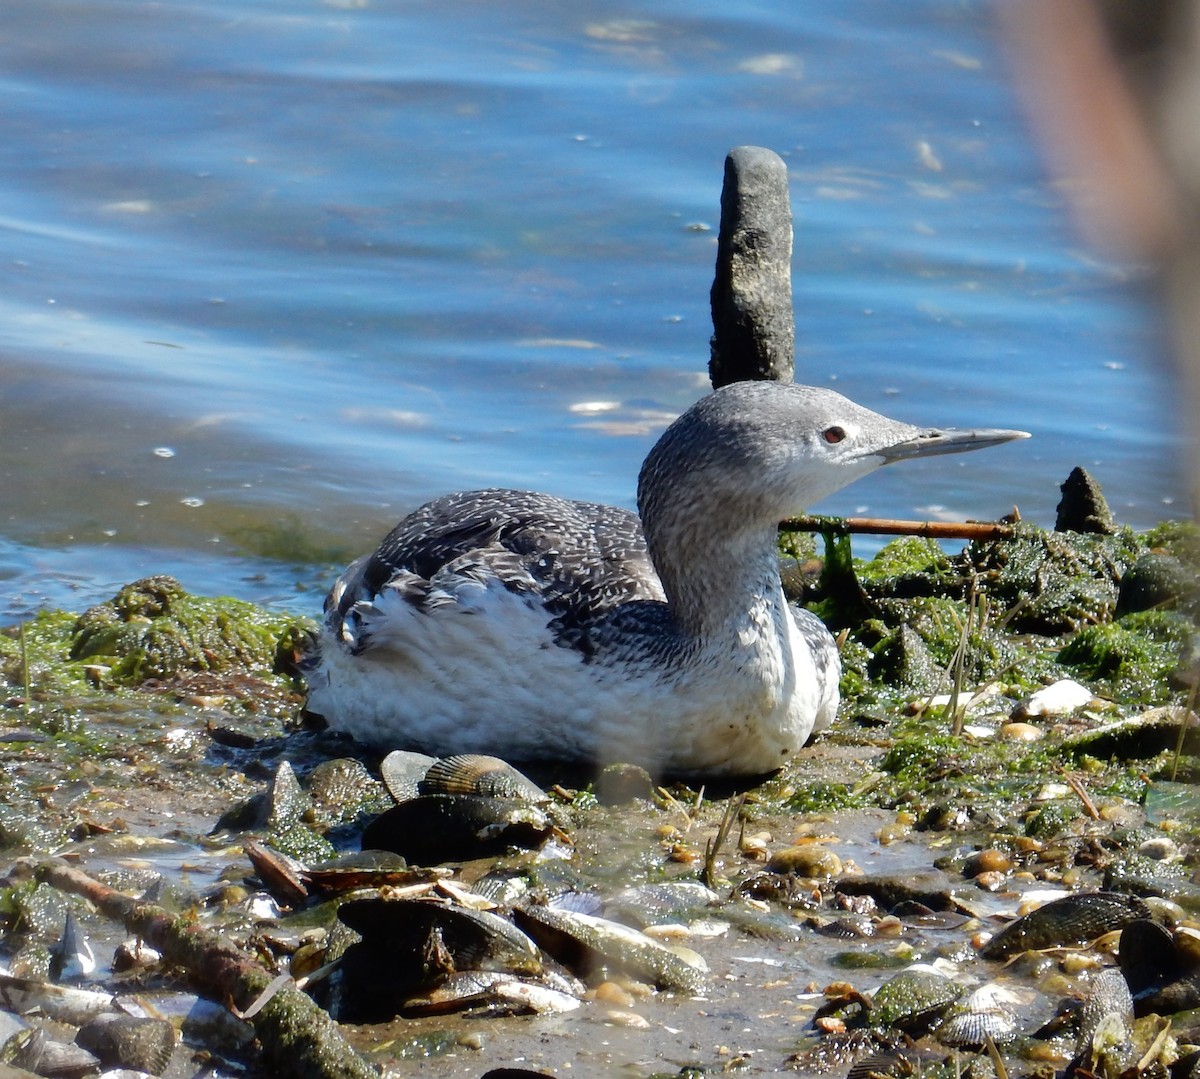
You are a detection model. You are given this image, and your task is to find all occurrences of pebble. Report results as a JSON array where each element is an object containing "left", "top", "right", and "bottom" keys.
[
  {"left": 766, "top": 845, "right": 842, "bottom": 878},
  {"left": 974, "top": 871, "right": 1007, "bottom": 892},
  {"left": 1138, "top": 836, "right": 1180, "bottom": 861},
  {"left": 591, "top": 981, "right": 635, "bottom": 1007},
  {"left": 604, "top": 1009, "right": 651, "bottom": 1029},
  {"left": 963, "top": 849, "right": 1014, "bottom": 878},
  {"left": 999, "top": 721, "right": 1044, "bottom": 742}
]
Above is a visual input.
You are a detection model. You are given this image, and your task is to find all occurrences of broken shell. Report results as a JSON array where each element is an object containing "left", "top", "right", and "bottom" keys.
[
  {"left": 419, "top": 754, "right": 545, "bottom": 803},
  {"left": 1012, "top": 678, "right": 1096, "bottom": 719},
  {"left": 361, "top": 794, "right": 559, "bottom": 864},
  {"left": 512, "top": 904, "right": 707, "bottom": 994},
  {"left": 402, "top": 970, "right": 581, "bottom": 1017},
  {"left": 75, "top": 1013, "right": 177, "bottom": 1076},
  {"left": 379, "top": 749, "right": 438, "bottom": 803},
  {"left": 980, "top": 892, "right": 1152, "bottom": 960}
]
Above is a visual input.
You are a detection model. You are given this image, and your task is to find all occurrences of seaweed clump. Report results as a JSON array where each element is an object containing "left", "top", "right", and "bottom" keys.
[
  {"left": 0, "top": 575, "right": 312, "bottom": 720},
  {"left": 69, "top": 575, "right": 305, "bottom": 686}
]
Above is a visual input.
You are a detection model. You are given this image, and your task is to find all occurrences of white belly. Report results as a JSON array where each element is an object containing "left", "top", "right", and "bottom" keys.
[{"left": 306, "top": 579, "right": 838, "bottom": 776}]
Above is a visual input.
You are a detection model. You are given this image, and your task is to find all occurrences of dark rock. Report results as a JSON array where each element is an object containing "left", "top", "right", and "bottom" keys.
[
  {"left": 709, "top": 146, "right": 794, "bottom": 388},
  {"left": 1116, "top": 552, "right": 1198, "bottom": 615},
  {"left": 1056, "top": 466, "right": 1117, "bottom": 534},
  {"left": 834, "top": 868, "right": 956, "bottom": 911}
]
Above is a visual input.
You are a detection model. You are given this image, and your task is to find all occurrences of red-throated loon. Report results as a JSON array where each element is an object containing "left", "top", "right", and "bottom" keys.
[{"left": 301, "top": 380, "right": 1027, "bottom": 776}]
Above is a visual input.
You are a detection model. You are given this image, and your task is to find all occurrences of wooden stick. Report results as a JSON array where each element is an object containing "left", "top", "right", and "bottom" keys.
[
  {"left": 34, "top": 860, "right": 378, "bottom": 1079},
  {"left": 780, "top": 514, "right": 1018, "bottom": 541}
]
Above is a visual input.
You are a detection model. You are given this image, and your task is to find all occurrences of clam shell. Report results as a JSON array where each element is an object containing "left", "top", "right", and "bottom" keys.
[
  {"left": 420, "top": 755, "right": 545, "bottom": 803},
  {"left": 513, "top": 904, "right": 707, "bottom": 994},
  {"left": 75, "top": 1013, "right": 176, "bottom": 1076},
  {"left": 936, "top": 984, "right": 1019, "bottom": 1047},
  {"left": 980, "top": 892, "right": 1151, "bottom": 960},
  {"left": 361, "top": 794, "right": 557, "bottom": 864},
  {"left": 379, "top": 749, "right": 438, "bottom": 803}
]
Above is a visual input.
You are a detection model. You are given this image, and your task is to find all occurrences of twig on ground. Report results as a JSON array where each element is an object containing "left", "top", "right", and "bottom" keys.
[
  {"left": 781, "top": 515, "right": 1017, "bottom": 541},
  {"left": 34, "top": 859, "right": 378, "bottom": 1079}
]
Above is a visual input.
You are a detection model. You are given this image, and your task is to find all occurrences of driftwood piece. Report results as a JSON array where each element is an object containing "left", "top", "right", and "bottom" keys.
[
  {"left": 780, "top": 515, "right": 1018, "bottom": 542},
  {"left": 34, "top": 860, "right": 378, "bottom": 1079},
  {"left": 709, "top": 146, "right": 795, "bottom": 387}
]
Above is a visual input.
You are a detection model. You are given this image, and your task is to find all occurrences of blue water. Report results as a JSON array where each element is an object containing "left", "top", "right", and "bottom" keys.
[{"left": 0, "top": 0, "right": 1185, "bottom": 619}]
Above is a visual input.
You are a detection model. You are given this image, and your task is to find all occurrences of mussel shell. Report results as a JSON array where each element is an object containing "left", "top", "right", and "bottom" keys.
[
  {"left": 1118, "top": 919, "right": 1183, "bottom": 996},
  {"left": 512, "top": 903, "right": 707, "bottom": 995},
  {"left": 361, "top": 794, "right": 556, "bottom": 864},
  {"left": 6, "top": 1026, "right": 100, "bottom": 1078},
  {"left": 335, "top": 898, "right": 543, "bottom": 1023},
  {"left": 244, "top": 840, "right": 308, "bottom": 907},
  {"left": 1118, "top": 918, "right": 1200, "bottom": 1015},
  {"left": 301, "top": 849, "right": 449, "bottom": 895},
  {"left": 605, "top": 881, "right": 720, "bottom": 929},
  {"left": 338, "top": 897, "right": 542, "bottom": 974},
  {"left": 401, "top": 970, "right": 581, "bottom": 1017},
  {"left": 420, "top": 755, "right": 545, "bottom": 803},
  {"left": 980, "top": 892, "right": 1152, "bottom": 960}
]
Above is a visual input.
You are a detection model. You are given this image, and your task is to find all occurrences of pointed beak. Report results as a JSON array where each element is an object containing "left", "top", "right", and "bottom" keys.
[{"left": 876, "top": 427, "right": 1031, "bottom": 463}]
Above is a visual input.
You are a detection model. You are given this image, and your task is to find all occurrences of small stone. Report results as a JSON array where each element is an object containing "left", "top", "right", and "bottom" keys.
[
  {"left": 963, "top": 849, "right": 1014, "bottom": 878},
  {"left": 974, "top": 871, "right": 1007, "bottom": 892},
  {"left": 766, "top": 844, "right": 842, "bottom": 878},
  {"left": 999, "top": 721, "right": 1044, "bottom": 742},
  {"left": 591, "top": 981, "right": 635, "bottom": 1007},
  {"left": 594, "top": 762, "right": 654, "bottom": 805},
  {"left": 1137, "top": 836, "right": 1180, "bottom": 861},
  {"left": 604, "top": 1008, "right": 651, "bottom": 1029}
]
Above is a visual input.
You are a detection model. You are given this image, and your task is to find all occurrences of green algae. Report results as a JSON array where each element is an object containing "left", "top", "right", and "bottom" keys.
[
  {"left": 1057, "top": 610, "right": 1193, "bottom": 701},
  {"left": 69, "top": 575, "right": 308, "bottom": 685},
  {"left": 0, "top": 576, "right": 311, "bottom": 720}
]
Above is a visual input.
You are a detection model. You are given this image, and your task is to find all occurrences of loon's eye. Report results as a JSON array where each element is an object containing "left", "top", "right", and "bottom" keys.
[{"left": 822, "top": 426, "right": 846, "bottom": 444}]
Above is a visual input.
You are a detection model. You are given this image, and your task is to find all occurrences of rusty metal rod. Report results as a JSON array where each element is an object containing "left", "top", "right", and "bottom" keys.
[{"left": 780, "top": 515, "right": 1018, "bottom": 541}]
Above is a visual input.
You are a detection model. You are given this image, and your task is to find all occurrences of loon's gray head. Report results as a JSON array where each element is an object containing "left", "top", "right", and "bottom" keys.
[{"left": 638, "top": 381, "right": 1029, "bottom": 529}]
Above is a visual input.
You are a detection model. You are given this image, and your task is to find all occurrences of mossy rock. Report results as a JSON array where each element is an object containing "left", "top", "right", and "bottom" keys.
[
  {"left": 68, "top": 576, "right": 311, "bottom": 687},
  {"left": 856, "top": 536, "right": 958, "bottom": 597},
  {"left": 956, "top": 527, "right": 1141, "bottom": 635},
  {"left": 1057, "top": 610, "right": 1192, "bottom": 703}
]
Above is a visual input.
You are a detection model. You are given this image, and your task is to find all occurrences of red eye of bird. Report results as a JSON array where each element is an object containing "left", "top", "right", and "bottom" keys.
[{"left": 822, "top": 426, "right": 846, "bottom": 444}]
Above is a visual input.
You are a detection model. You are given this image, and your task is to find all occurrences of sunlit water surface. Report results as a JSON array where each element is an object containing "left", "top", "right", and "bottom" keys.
[{"left": 0, "top": 0, "right": 1186, "bottom": 620}]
